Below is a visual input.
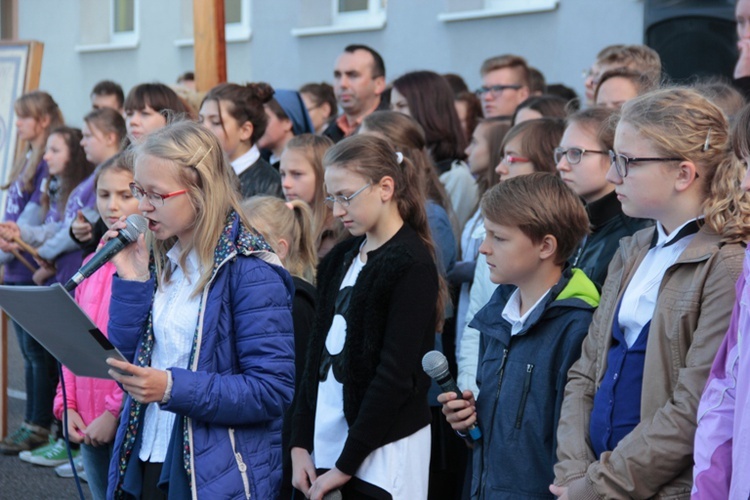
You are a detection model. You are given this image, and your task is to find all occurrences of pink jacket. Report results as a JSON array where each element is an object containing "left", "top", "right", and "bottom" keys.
[
  {"left": 53, "top": 260, "right": 123, "bottom": 425},
  {"left": 692, "top": 248, "right": 750, "bottom": 499}
]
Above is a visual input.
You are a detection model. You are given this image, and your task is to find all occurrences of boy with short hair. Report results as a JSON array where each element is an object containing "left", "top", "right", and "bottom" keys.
[{"left": 439, "top": 172, "right": 598, "bottom": 498}]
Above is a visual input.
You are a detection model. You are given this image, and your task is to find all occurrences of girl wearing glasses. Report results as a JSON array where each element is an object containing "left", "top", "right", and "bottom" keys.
[
  {"left": 552, "top": 88, "right": 750, "bottom": 499},
  {"left": 103, "top": 120, "right": 295, "bottom": 499},
  {"left": 290, "top": 134, "right": 444, "bottom": 499},
  {"left": 555, "top": 107, "right": 651, "bottom": 289}
]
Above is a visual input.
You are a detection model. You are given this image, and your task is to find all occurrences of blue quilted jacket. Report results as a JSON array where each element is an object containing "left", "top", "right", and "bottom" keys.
[{"left": 106, "top": 213, "right": 295, "bottom": 499}]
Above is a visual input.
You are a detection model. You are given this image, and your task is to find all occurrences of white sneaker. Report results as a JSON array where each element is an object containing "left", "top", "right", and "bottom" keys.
[{"left": 54, "top": 455, "right": 84, "bottom": 478}]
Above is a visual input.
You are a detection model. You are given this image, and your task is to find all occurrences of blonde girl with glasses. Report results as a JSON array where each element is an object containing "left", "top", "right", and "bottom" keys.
[
  {"left": 290, "top": 134, "right": 445, "bottom": 500},
  {"left": 103, "top": 120, "right": 295, "bottom": 499},
  {"left": 555, "top": 107, "right": 651, "bottom": 289},
  {"left": 552, "top": 88, "right": 750, "bottom": 499}
]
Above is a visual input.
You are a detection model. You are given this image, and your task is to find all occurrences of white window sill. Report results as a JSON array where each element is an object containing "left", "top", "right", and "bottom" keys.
[
  {"left": 291, "top": 18, "right": 386, "bottom": 37},
  {"left": 438, "top": 1, "right": 558, "bottom": 22},
  {"left": 75, "top": 40, "right": 139, "bottom": 53},
  {"left": 174, "top": 29, "right": 252, "bottom": 47}
]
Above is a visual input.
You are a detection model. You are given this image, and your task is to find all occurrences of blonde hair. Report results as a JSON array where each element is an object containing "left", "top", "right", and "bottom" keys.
[
  {"left": 283, "top": 134, "right": 335, "bottom": 248},
  {"left": 5, "top": 91, "right": 65, "bottom": 192},
  {"left": 619, "top": 87, "right": 750, "bottom": 243},
  {"left": 135, "top": 120, "right": 248, "bottom": 294},
  {"left": 241, "top": 196, "right": 317, "bottom": 284}
]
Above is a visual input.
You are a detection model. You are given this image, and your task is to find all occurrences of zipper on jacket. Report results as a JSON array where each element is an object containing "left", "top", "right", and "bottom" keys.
[
  {"left": 481, "top": 348, "right": 509, "bottom": 498},
  {"left": 515, "top": 364, "right": 534, "bottom": 429},
  {"left": 229, "top": 427, "right": 251, "bottom": 499}
]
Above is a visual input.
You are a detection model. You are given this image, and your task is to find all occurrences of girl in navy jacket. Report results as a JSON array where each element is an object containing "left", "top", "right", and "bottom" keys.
[{"left": 105, "top": 120, "right": 295, "bottom": 499}]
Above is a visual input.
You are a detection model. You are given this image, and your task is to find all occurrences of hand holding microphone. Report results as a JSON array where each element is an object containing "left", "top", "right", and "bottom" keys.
[
  {"left": 65, "top": 214, "right": 148, "bottom": 291},
  {"left": 423, "top": 350, "right": 482, "bottom": 441}
]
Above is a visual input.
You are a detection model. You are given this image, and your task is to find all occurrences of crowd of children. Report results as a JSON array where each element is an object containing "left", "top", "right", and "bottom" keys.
[{"left": 4, "top": 30, "right": 750, "bottom": 500}]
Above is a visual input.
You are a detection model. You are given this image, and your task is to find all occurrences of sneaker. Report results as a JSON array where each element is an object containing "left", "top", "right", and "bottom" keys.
[
  {"left": 19, "top": 435, "right": 55, "bottom": 462},
  {"left": 26, "top": 438, "right": 76, "bottom": 466},
  {"left": 55, "top": 455, "right": 84, "bottom": 478},
  {"left": 0, "top": 423, "right": 50, "bottom": 455},
  {"left": 79, "top": 469, "right": 88, "bottom": 483}
]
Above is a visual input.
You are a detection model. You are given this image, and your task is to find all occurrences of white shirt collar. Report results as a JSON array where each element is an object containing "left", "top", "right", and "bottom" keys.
[
  {"left": 501, "top": 288, "right": 552, "bottom": 336},
  {"left": 653, "top": 217, "right": 702, "bottom": 249},
  {"left": 231, "top": 145, "right": 261, "bottom": 177},
  {"left": 166, "top": 242, "right": 201, "bottom": 278}
]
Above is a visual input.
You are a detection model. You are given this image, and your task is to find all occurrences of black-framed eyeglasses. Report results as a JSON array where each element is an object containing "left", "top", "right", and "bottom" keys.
[
  {"left": 554, "top": 147, "right": 607, "bottom": 165},
  {"left": 324, "top": 183, "right": 371, "bottom": 209},
  {"left": 608, "top": 151, "right": 683, "bottom": 178},
  {"left": 129, "top": 182, "right": 188, "bottom": 207},
  {"left": 475, "top": 84, "right": 523, "bottom": 98}
]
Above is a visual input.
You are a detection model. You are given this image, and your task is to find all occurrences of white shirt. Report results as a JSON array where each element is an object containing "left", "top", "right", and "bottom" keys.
[
  {"left": 618, "top": 218, "right": 700, "bottom": 347},
  {"left": 230, "top": 145, "right": 261, "bottom": 177},
  {"left": 314, "top": 251, "right": 431, "bottom": 498},
  {"left": 139, "top": 244, "right": 202, "bottom": 463},
  {"left": 501, "top": 288, "right": 552, "bottom": 336}
]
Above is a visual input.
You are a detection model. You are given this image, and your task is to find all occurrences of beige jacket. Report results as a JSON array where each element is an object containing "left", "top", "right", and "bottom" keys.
[{"left": 554, "top": 226, "right": 744, "bottom": 499}]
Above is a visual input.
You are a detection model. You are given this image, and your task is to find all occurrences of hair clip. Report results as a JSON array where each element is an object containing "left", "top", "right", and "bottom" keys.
[
  {"left": 285, "top": 202, "right": 294, "bottom": 210},
  {"left": 190, "top": 146, "right": 214, "bottom": 167},
  {"left": 395, "top": 151, "right": 404, "bottom": 164},
  {"left": 703, "top": 128, "right": 712, "bottom": 152}
]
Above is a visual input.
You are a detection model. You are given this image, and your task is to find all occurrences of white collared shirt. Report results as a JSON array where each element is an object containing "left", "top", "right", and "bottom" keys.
[
  {"left": 139, "top": 244, "right": 202, "bottom": 463},
  {"left": 501, "top": 288, "right": 552, "bottom": 336},
  {"left": 231, "top": 145, "right": 261, "bottom": 177},
  {"left": 618, "top": 218, "right": 700, "bottom": 348}
]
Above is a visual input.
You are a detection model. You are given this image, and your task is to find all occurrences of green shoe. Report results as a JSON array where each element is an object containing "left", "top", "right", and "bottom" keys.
[
  {"left": 0, "top": 423, "right": 50, "bottom": 455},
  {"left": 28, "top": 438, "right": 76, "bottom": 466},
  {"left": 18, "top": 435, "right": 56, "bottom": 463}
]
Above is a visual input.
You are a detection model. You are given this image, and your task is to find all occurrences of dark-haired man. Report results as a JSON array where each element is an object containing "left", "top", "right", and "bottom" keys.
[
  {"left": 90, "top": 80, "right": 124, "bottom": 113},
  {"left": 323, "top": 44, "right": 386, "bottom": 143}
]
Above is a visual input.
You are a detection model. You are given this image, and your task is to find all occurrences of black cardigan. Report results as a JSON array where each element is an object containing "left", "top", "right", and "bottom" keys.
[{"left": 290, "top": 224, "right": 438, "bottom": 475}]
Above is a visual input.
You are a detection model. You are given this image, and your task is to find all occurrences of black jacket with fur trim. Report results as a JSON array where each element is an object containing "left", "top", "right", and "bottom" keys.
[{"left": 290, "top": 223, "right": 438, "bottom": 475}]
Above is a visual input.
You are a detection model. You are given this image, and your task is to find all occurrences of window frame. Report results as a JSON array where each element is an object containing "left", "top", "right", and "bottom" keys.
[
  {"left": 438, "top": 0, "right": 558, "bottom": 23},
  {"left": 292, "top": 0, "right": 386, "bottom": 37}
]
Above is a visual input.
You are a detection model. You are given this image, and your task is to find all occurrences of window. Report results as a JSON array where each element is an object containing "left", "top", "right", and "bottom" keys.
[
  {"left": 292, "top": 0, "right": 386, "bottom": 37},
  {"left": 76, "top": 0, "right": 139, "bottom": 52},
  {"left": 110, "top": 0, "right": 137, "bottom": 44},
  {"left": 175, "top": 0, "right": 251, "bottom": 46},
  {"left": 439, "top": 0, "right": 558, "bottom": 23}
]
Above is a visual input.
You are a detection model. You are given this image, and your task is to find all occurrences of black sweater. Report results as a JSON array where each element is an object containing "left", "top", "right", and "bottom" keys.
[{"left": 290, "top": 224, "right": 438, "bottom": 475}]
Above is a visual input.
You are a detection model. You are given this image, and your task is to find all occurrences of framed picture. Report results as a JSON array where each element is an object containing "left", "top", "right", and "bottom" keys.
[
  {"left": 0, "top": 39, "right": 42, "bottom": 440},
  {"left": 0, "top": 41, "right": 43, "bottom": 200}
]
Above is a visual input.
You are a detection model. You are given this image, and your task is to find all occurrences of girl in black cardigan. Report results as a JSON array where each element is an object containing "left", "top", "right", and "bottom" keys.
[{"left": 290, "top": 134, "right": 444, "bottom": 499}]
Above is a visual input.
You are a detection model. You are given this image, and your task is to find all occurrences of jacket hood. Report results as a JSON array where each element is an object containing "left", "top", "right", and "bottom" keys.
[
  {"left": 214, "top": 210, "right": 281, "bottom": 271},
  {"left": 556, "top": 268, "right": 600, "bottom": 307}
]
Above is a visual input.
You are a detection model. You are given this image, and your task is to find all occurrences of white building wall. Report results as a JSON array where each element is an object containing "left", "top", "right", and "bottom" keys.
[{"left": 17, "top": 0, "right": 645, "bottom": 127}]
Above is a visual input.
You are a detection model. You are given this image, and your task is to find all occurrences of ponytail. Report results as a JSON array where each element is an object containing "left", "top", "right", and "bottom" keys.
[{"left": 241, "top": 196, "right": 318, "bottom": 284}]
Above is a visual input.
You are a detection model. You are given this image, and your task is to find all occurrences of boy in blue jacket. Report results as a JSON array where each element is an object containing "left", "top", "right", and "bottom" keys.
[{"left": 439, "top": 172, "right": 599, "bottom": 499}]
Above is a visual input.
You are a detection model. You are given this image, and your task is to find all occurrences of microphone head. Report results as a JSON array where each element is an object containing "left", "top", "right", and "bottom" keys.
[
  {"left": 121, "top": 214, "right": 148, "bottom": 243},
  {"left": 422, "top": 350, "right": 450, "bottom": 379}
]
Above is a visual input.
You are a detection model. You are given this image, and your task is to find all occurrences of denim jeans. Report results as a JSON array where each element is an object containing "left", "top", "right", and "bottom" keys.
[
  {"left": 9, "top": 281, "right": 58, "bottom": 428},
  {"left": 80, "top": 442, "right": 113, "bottom": 500}
]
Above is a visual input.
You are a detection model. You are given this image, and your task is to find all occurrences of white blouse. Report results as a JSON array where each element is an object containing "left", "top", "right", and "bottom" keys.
[{"left": 139, "top": 244, "right": 202, "bottom": 463}]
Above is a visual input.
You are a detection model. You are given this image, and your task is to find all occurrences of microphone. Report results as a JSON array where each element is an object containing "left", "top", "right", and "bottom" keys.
[
  {"left": 422, "top": 350, "right": 482, "bottom": 441},
  {"left": 64, "top": 214, "right": 148, "bottom": 292}
]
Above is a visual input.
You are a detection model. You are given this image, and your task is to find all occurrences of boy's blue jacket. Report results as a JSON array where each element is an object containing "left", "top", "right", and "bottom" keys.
[
  {"left": 106, "top": 212, "right": 295, "bottom": 499},
  {"left": 469, "top": 267, "right": 599, "bottom": 499}
]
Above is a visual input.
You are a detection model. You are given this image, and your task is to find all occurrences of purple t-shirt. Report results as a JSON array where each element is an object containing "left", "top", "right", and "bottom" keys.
[
  {"left": 3, "top": 158, "right": 48, "bottom": 282},
  {"left": 52, "top": 171, "right": 98, "bottom": 286}
]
